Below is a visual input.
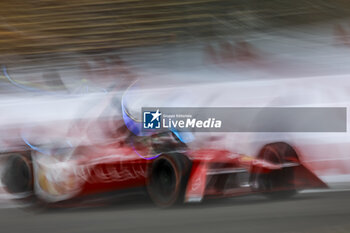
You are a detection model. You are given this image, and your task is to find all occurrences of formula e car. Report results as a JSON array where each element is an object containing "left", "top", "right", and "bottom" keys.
[
  {"left": 1, "top": 113, "right": 327, "bottom": 207},
  {"left": 0, "top": 73, "right": 330, "bottom": 208}
]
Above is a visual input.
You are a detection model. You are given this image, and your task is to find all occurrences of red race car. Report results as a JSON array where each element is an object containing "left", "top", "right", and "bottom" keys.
[
  {"left": 0, "top": 84, "right": 326, "bottom": 207},
  {"left": 1, "top": 114, "right": 327, "bottom": 207}
]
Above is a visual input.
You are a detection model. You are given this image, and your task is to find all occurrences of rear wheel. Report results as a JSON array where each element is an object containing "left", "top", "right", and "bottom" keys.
[
  {"left": 147, "top": 154, "right": 191, "bottom": 207},
  {"left": 251, "top": 142, "right": 299, "bottom": 199},
  {"left": 2, "top": 153, "right": 33, "bottom": 194}
]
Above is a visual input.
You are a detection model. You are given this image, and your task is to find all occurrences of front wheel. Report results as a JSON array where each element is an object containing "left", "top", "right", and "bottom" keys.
[{"left": 251, "top": 142, "right": 299, "bottom": 199}]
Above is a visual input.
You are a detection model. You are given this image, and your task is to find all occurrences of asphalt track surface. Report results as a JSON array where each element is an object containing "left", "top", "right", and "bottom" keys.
[{"left": 0, "top": 190, "right": 350, "bottom": 233}]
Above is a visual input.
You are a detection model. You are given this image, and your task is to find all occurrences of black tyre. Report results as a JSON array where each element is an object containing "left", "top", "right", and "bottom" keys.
[
  {"left": 251, "top": 142, "right": 299, "bottom": 199},
  {"left": 147, "top": 153, "right": 191, "bottom": 207},
  {"left": 2, "top": 154, "right": 33, "bottom": 194}
]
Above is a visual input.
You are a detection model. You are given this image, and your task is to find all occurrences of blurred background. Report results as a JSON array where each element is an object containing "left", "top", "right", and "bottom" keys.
[
  {"left": 1, "top": 0, "right": 350, "bottom": 87},
  {"left": 1, "top": 0, "right": 350, "bottom": 57}
]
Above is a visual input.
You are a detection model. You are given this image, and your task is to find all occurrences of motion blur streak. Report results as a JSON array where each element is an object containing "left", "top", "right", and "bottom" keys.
[{"left": 0, "top": 1, "right": 350, "bottom": 233}]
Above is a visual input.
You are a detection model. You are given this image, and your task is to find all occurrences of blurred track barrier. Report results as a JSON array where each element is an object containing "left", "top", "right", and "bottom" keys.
[{"left": 0, "top": 0, "right": 350, "bottom": 66}]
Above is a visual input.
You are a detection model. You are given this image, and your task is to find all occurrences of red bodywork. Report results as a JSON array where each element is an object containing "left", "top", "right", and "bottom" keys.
[{"left": 34, "top": 131, "right": 327, "bottom": 204}]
